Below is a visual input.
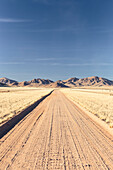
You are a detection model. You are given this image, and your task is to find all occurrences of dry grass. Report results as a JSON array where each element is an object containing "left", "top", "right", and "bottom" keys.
[
  {"left": 61, "top": 88, "right": 113, "bottom": 127},
  {"left": 0, "top": 87, "right": 53, "bottom": 124}
]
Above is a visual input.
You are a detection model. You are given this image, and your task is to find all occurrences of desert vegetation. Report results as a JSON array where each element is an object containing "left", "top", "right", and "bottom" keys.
[
  {"left": 61, "top": 88, "right": 113, "bottom": 127},
  {"left": 0, "top": 87, "right": 53, "bottom": 124}
]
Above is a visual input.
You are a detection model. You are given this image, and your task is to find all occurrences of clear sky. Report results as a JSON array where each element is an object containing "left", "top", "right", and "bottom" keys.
[{"left": 0, "top": 0, "right": 113, "bottom": 81}]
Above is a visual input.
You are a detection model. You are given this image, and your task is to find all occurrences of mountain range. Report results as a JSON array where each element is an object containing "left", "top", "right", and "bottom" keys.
[{"left": 0, "top": 76, "right": 113, "bottom": 88}]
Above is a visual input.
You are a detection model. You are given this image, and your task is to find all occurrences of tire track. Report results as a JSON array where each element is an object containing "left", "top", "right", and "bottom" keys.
[{"left": 0, "top": 90, "right": 113, "bottom": 169}]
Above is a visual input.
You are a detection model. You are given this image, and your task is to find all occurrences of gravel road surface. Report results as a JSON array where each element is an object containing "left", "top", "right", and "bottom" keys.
[{"left": 0, "top": 90, "right": 113, "bottom": 169}]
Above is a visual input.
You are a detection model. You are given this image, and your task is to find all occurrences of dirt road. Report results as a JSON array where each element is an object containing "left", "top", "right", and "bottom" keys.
[{"left": 0, "top": 90, "right": 113, "bottom": 169}]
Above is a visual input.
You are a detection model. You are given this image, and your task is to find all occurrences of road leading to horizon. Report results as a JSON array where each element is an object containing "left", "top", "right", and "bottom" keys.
[{"left": 0, "top": 90, "right": 113, "bottom": 169}]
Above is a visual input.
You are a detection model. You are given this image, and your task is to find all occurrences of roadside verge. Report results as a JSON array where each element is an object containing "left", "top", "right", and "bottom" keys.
[
  {"left": 0, "top": 90, "right": 54, "bottom": 139},
  {"left": 62, "top": 92, "right": 113, "bottom": 138}
]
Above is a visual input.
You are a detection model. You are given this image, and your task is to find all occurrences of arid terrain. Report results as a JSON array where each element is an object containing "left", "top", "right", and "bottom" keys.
[
  {"left": 0, "top": 77, "right": 113, "bottom": 169},
  {"left": 61, "top": 88, "right": 113, "bottom": 127},
  {"left": 0, "top": 87, "right": 52, "bottom": 124},
  {"left": 0, "top": 90, "right": 113, "bottom": 169},
  {"left": 1, "top": 76, "right": 113, "bottom": 88}
]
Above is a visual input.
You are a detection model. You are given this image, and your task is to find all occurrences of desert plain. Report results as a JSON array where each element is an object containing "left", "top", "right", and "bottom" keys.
[
  {"left": 61, "top": 87, "right": 113, "bottom": 127},
  {"left": 0, "top": 87, "right": 53, "bottom": 124},
  {"left": 0, "top": 86, "right": 113, "bottom": 127},
  {"left": 0, "top": 85, "right": 113, "bottom": 169}
]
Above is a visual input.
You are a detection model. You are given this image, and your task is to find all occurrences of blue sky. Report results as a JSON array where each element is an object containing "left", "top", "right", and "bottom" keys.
[{"left": 0, "top": 0, "right": 113, "bottom": 81}]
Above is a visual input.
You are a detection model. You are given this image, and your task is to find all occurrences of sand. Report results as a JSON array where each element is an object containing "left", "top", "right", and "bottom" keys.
[
  {"left": 0, "top": 90, "right": 113, "bottom": 169},
  {"left": 0, "top": 87, "right": 53, "bottom": 124}
]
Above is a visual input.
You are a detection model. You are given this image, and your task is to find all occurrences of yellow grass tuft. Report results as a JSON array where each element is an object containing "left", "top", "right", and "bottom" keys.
[
  {"left": 0, "top": 87, "right": 53, "bottom": 124},
  {"left": 61, "top": 88, "right": 113, "bottom": 128}
]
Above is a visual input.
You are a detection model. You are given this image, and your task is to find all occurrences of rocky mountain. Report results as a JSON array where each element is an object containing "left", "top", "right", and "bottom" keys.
[
  {"left": 0, "top": 76, "right": 113, "bottom": 88},
  {"left": 0, "top": 77, "right": 18, "bottom": 86},
  {"left": 18, "top": 78, "right": 54, "bottom": 87},
  {"left": 0, "top": 82, "right": 8, "bottom": 87},
  {"left": 75, "top": 76, "right": 113, "bottom": 87},
  {"left": 59, "top": 76, "right": 113, "bottom": 87},
  {"left": 49, "top": 80, "right": 69, "bottom": 88},
  {"left": 28, "top": 78, "right": 53, "bottom": 85},
  {"left": 62, "top": 77, "right": 79, "bottom": 87}
]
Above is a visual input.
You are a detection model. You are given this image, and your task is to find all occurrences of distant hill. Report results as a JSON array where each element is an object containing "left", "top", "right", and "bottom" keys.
[
  {"left": 58, "top": 76, "right": 113, "bottom": 87},
  {"left": 75, "top": 76, "right": 113, "bottom": 87},
  {"left": 18, "top": 78, "right": 54, "bottom": 87},
  {"left": 0, "top": 77, "right": 18, "bottom": 86},
  {"left": 49, "top": 80, "right": 69, "bottom": 88},
  {"left": 62, "top": 77, "right": 79, "bottom": 87},
  {"left": 0, "top": 76, "right": 113, "bottom": 88},
  {"left": 0, "top": 82, "right": 8, "bottom": 87}
]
